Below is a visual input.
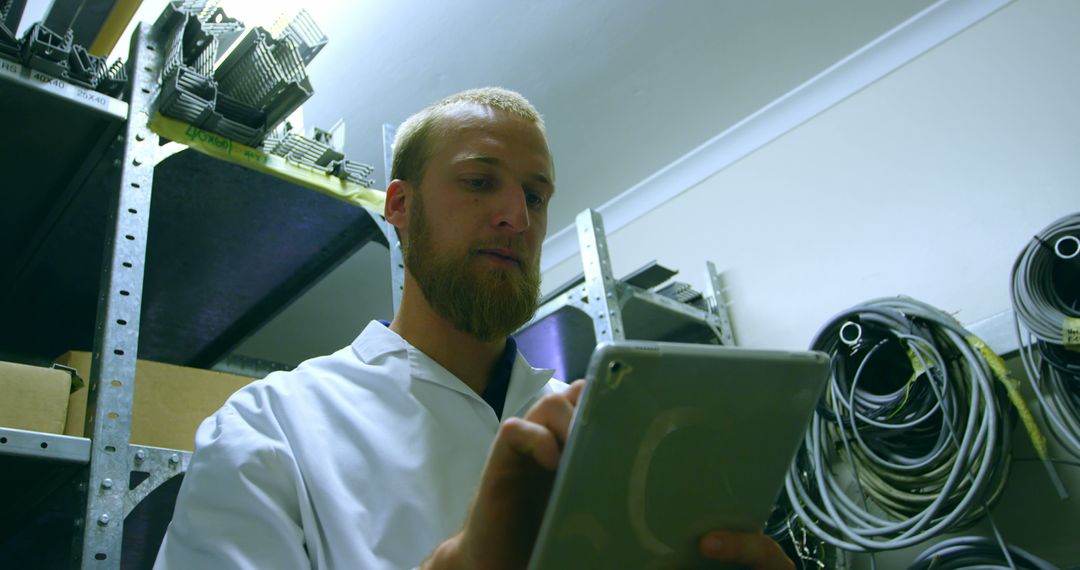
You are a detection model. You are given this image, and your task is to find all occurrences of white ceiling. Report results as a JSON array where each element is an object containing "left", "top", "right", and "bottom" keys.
[{"left": 230, "top": 0, "right": 940, "bottom": 366}]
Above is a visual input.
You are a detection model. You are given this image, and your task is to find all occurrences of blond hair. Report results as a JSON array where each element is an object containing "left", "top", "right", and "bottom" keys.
[{"left": 391, "top": 87, "right": 545, "bottom": 184}]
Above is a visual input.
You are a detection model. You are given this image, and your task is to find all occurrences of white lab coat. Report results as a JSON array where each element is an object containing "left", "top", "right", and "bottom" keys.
[{"left": 154, "top": 321, "right": 563, "bottom": 569}]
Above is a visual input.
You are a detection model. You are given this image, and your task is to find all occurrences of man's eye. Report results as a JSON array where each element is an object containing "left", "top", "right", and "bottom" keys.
[
  {"left": 462, "top": 177, "right": 491, "bottom": 190},
  {"left": 526, "top": 192, "right": 546, "bottom": 208}
]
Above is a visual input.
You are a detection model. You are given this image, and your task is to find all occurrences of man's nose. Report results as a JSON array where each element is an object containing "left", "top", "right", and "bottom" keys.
[{"left": 494, "top": 185, "right": 530, "bottom": 233}]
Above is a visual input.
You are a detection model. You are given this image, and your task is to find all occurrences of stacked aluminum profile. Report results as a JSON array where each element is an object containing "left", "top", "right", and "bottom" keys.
[
  {"left": 152, "top": 1, "right": 325, "bottom": 148},
  {"left": 2, "top": 0, "right": 127, "bottom": 94},
  {"left": 262, "top": 123, "right": 377, "bottom": 188},
  {"left": 213, "top": 24, "right": 312, "bottom": 137},
  {"left": 95, "top": 57, "right": 127, "bottom": 96},
  {"left": 268, "top": 9, "right": 326, "bottom": 66},
  {"left": 19, "top": 23, "right": 72, "bottom": 78}
]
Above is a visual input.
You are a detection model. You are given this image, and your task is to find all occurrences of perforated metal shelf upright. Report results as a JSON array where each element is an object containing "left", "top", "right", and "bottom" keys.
[{"left": 68, "top": 23, "right": 166, "bottom": 568}]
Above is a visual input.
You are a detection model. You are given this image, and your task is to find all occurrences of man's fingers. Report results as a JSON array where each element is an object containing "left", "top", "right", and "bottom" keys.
[
  {"left": 699, "top": 532, "right": 794, "bottom": 570},
  {"left": 523, "top": 390, "right": 577, "bottom": 446},
  {"left": 497, "top": 417, "right": 562, "bottom": 470},
  {"left": 565, "top": 379, "right": 586, "bottom": 406},
  {"left": 490, "top": 382, "right": 587, "bottom": 472}
]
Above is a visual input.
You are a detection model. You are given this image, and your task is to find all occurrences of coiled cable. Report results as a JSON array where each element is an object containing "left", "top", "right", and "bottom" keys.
[
  {"left": 1012, "top": 211, "right": 1080, "bottom": 462},
  {"left": 1011, "top": 212, "right": 1080, "bottom": 344},
  {"left": 907, "top": 537, "right": 1057, "bottom": 570},
  {"left": 785, "top": 297, "right": 1017, "bottom": 552}
]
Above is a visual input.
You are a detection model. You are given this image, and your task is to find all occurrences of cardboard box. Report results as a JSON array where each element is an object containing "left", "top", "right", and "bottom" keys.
[
  {"left": 59, "top": 351, "right": 256, "bottom": 451},
  {"left": 0, "top": 360, "right": 74, "bottom": 434}
]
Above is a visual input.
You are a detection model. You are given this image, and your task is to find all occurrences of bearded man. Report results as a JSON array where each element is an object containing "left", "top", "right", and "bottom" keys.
[{"left": 155, "top": 88, "right": 792, "bottom": 569}]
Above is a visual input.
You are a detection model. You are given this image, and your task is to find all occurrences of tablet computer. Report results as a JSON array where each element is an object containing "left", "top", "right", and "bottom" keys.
[{"left": 527, "top": 340, "right": 830, "bottom": 570}]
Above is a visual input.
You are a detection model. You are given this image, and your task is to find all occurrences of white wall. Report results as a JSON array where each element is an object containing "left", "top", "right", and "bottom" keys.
[
  {"left": 541, "top": 0, "right": 1080, "bottom": 565},
  {"left": 541, "top": 0, "right": 1079, "bottom": 352}
]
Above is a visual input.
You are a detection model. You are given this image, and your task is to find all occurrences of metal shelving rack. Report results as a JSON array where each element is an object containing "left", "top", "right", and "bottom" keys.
[
  {"left": 1, "top": 17, "right": 385, "bottom": 568},
  {"left": 515, "top": 209, "right": 736, "bottom": 382}
]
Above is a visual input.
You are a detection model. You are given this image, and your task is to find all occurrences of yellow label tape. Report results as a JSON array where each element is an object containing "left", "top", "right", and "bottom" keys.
[
  {"left": 1064, "top": 316, "right": 1080, "bottom": 352},
  {"left": 966, "top": 335, "right": 1048, "bottom": 460},
  {"left": 149, "top": 113, "right": 386, "bottom": 216}
]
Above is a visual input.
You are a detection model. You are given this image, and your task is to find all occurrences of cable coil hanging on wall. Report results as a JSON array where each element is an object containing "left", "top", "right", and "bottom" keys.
[
  {"left": 1012, "top": 211, "right": 1080, "bottom": 461},
  {"left": 907, "top": 537, "right": 1057, "bottom": 570},
  {"left": 784, "top": 296, "right": 1022, "bottom": 552}
]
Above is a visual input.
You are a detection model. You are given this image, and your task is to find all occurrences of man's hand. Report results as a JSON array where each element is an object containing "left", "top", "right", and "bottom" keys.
[
  {"left": 425, "top": 380, "right": 586, "bottom": 570},
  {"left": 424, "top": 379, "right": 794, "bottom": 570},
  {"left": 699, "top": 531, "right": 795, "bottom": 570}
]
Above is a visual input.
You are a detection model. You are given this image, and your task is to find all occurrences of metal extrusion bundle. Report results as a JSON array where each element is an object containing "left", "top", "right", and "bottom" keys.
[
  {"left": 784, "top": 296, "right": 1019, "bottom": 552},
  {"left": 207, "top": 91, "right": 267, "bottom": 144},
  {"left": 338, "top": 160, "right": 376, "bottom": 188},
  {"left": 269, "top": 9, "right": 327, "bottom": 66},
  {"left": 150, "top": 2, "right": 329, "bottom": 148},
  {"left": 158, "top": 66, "right": 217, "bottom": 126},
  {"left": 153, "top": 1, "right": 286, "bottom": 146},
  {"left": 269, "top": 131, "right": 343, "bottom": 173},
  {"left": 214, "top": 26, "right": 313, "bottom": 132},
  {"left": 95, "top": 57, "right": 127, "bottom": 97},
  {"left": 65, "top": 44, "right": 106, "bottom": 88},
  {"left": 20, "top": 22, "right": 72, "bottom": 78},
  {"left": 262, "top": 126, "right": 377, "bottom": 188},
  {"left": 155, "top": 2, "right": 222, "bottom": 80}
]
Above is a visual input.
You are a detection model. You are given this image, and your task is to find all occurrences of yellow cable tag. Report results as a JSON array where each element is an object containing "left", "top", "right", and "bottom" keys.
[
  {"left": 1064, "top": 316, "right": 1080, "bottom": 352},
  {"left": 906, "top": 348, "right": 930, "bottom": 378},
  {"left": 966, "top": 335, "right": 1048, "bottom": 460}
]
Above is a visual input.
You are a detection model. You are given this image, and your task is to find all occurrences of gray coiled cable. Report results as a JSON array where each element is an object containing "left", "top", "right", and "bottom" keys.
[
  {"left": 907, "top": 537, "right": 1057, "bottom": 570},
  {"left": 1012, "top": 212, "right": 1080, "bottom": 462},
  {"left": 785, "top": 297, "right": 1014, "bottom": 552}
]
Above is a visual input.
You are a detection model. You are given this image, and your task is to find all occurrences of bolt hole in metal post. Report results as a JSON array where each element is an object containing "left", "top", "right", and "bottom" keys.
[
  {"left": 120, "top": 290, "right": 130, "bottom": 296},
  {"left": 105, "top": 446, "right": 116, "bottom": 452},
  {"left": 0, "top": 437, "right": 7, "bottom": 444},
  {"left": 40, "top": 442, "right": 48, "bottom": 448},
  {"left": 107, "top": 412, "right": 119, "bottom": 420},
  {"left": 122, "top": 262, "right": 132, "bottom": 268}
]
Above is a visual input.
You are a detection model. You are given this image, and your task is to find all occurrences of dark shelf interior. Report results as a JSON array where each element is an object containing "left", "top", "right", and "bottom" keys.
[{"left": 1, "top": 71, "right": 385, "bottom": 369}]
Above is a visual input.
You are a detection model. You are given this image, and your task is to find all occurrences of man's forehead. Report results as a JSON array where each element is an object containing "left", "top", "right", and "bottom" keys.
[{"left": 430, "top": 104, "right": 554, "bottom": 178}]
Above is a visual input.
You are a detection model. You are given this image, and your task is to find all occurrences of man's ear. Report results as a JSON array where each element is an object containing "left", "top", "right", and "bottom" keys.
[{"left": 384, "top": 179, "right": 411, "bottom": 233}]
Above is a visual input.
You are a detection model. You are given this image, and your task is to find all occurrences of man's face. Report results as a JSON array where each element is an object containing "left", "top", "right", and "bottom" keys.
[{"left": 403, "top": 105, "right": 555, "bottom": 342}]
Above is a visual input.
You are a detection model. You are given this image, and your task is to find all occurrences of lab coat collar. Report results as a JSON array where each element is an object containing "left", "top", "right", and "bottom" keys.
[
  {"left": 350, "top": 320, "right": 555, "bottom": 419},
  {"left": 503, "top": 352, "right": 556, "bottom": 418},
  {"left": 352, "top": 320, "right": 408, "bottom": 363}
]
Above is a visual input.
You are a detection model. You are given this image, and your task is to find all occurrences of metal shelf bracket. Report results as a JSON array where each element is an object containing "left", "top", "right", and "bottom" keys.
[{"left": 577, "top": 209, "right": 625, "bottom": 343}]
